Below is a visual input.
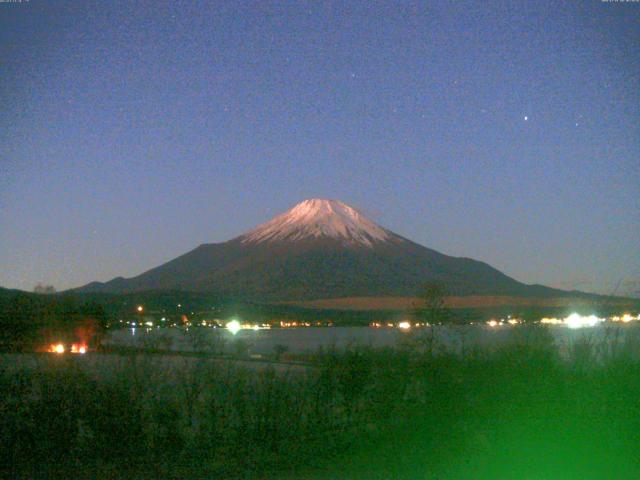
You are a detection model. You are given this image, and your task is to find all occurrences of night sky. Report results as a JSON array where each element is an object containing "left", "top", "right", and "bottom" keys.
[{"left": 1, "top": 1, "right": 638, "bottom": 296}]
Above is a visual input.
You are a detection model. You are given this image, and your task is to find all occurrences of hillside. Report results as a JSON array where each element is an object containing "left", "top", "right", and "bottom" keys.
[{"left": 77, "top": 199, "right": 597, "bottom": 302}]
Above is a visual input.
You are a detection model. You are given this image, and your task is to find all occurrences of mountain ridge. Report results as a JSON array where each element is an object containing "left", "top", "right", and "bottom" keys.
[{"left": 76, "top": 199, "right": 594, "bottom": 301}]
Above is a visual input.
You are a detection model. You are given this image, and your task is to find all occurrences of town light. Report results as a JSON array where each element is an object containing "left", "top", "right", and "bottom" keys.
[
  {"left": 621, "top": 313, "right": 634, "bottom": 323},
  {"left": 564, "top": 313, "right": 603, "bottom": 329},
  {"left": 398, "top": 321, "right": 411, "bottom": 330},
  {"left": 540, "top": 317, "right": 562, "bottom": 325},
  {"left": 226, "top": 320, "right": 241, "bottom": 335},
  {"left": 71, "top": 344, "right": 88, "bottom": 354}
]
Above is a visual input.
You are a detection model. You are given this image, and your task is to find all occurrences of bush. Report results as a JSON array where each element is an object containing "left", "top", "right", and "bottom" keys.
[{"left": 1, "top": 328, "right": 640, "bottom": 479}]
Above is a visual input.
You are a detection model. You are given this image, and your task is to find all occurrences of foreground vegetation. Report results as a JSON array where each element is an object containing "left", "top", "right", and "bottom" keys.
[{"left": 2, "top": 325, "right": 640, "bottom": 479}]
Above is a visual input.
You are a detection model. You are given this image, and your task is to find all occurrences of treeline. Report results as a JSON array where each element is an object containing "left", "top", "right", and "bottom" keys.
[
  {"left": 0, "top": 290, "right": 106, "bottom": 350},
  {"left": 1, "top": 286, "right": 636, "bottom": 337},
  {"left": 2, "top": 325, "right": 640, "bottom": 479}
]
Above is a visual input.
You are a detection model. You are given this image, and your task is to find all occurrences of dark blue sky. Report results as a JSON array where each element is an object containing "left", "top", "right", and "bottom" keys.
[{"left": 1, "top": 1, "right": 638, "bottom": 296}]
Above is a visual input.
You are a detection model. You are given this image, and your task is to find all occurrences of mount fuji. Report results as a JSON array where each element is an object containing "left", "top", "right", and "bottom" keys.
[{"left": 78, "top": 199, "right": 570, "bottom": 301}]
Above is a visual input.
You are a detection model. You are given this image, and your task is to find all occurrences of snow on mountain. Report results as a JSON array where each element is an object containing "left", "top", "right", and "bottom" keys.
[{"left": 240, "top": 199, "right": 391, "bottom": 247}]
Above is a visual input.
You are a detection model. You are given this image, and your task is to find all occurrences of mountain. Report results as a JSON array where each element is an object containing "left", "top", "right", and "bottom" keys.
[{"left": 77, "top": 198, "right": 579, "bottom": 301}]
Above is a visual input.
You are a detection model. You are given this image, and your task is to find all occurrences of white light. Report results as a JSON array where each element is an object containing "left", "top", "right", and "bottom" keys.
[
  {"left": 487, "top": 320, "right": 498, "bottom": 327},
  {"left": 226, "top": 320, "right": 241, "bottom": 335},
  {"left": 78, "top": 346, "right": 86, "bottom": 354},
  {"left": 564, "top": 313, "right": 603, "bottom": 329},
  {"left": 398, "top": 321, "right": 411, "bottom": 330}
]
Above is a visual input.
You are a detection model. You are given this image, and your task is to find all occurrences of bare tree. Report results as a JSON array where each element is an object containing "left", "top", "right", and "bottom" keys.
[
  {"left": 181, "top": 326, "right": 226, "bottom": 355},
  {"left": 34, "top": 284, "right": 56, "bottom": 294},
  {"left": 273, "top": 343, "right": 289, "bottom": 361},
  {"left": 410, "top": 283, "right": 451, "bottom": 356}
]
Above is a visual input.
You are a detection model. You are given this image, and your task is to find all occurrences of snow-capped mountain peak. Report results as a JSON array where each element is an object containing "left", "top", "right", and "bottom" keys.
[{"left": 240, "top": 199, "right": 390, "bottom": 247}]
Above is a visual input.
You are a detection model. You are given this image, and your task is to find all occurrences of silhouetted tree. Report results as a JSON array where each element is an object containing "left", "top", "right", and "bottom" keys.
[
  {"left": 414, "top": 282, "right": 451, "bottom": 325},
  {"left": 33, "top": 284, "right": 56, "bottom": 294},
  {"left": 273, "top": 343, "right": 289, "bottom": 360}
]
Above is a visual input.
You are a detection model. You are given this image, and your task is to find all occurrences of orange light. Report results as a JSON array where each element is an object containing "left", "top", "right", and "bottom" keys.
[{"left": 53, "top": 343, "right": 65, "bottom": 354}]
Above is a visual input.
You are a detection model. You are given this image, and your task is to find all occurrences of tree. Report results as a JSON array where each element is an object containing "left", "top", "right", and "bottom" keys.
[
  {"left": 273, "top": 344, "right": 289, "bottom": 361},
  {"left": 408, "top": 283, "right": 454, "bottom": 357},
  {"left": 34, "top": 284, "right": 56, "bottom": 294},
  {"left": 413, "top": 282, "right": 451, "bottom": 325}
]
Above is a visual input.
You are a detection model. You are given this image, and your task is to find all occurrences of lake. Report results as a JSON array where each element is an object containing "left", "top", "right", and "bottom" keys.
[{"left": 105, "top": 323, "right": 640, "bottom": 356}]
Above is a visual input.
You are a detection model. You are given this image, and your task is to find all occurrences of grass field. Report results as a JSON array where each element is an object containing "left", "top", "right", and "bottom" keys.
[{"left": 2, "top": 324, "right": 640, "bottom": 479}]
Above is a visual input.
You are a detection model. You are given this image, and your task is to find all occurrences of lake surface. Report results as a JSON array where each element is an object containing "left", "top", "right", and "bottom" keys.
[{"left": 105, "top": 323, "right": 640, "bottom": 356}]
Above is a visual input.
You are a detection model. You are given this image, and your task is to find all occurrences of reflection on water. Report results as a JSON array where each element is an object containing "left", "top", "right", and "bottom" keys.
[{"left": 105, "top": 323, "right": 640, "bottom": 356}]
